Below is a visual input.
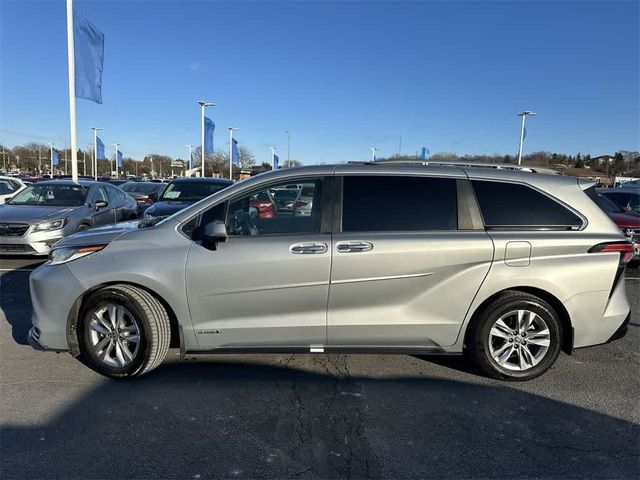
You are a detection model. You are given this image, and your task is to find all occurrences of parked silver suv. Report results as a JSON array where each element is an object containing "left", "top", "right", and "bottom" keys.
[{"left": 28, "top": 165, "right": 633, "bottom": 380}]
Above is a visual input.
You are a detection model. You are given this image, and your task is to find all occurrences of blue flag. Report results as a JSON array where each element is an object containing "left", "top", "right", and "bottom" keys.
[
  {"left": 232, "top": 138, "right": 240, "bottom": 165},
  {"left": 117, "top": 150, "right": 123, "bottom": 168},
  {"left": 96, "top": 137, "right": 105, "bottom": 160},
  {"left": 74, "top": 12, "right": 104, "bottom": 104},
  {"left": 52, "top": 149, "right": 59, "bottom": 166},
  {"left": 204, "top": 117, "right": 215, "bottom": 154},
  {"left": 190, "top": 149, "right": 197, "bottom": 169},
  {"left": 273, "top": 154, "right": 279, "bottom": 170},
  {"left": 420, "top": 147, "right": 430, "bottom": 160},
  {"left": 523, "top": 127, "right": 527, "bottom": 140}
]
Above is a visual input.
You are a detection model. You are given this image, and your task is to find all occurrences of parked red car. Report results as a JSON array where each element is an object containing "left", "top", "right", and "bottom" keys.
[
  {"left": 250, "top": 191, "right": 278, "bottom": 219},
  {"left": 590, "top": 191, "right": 640, "bottom": 260}
]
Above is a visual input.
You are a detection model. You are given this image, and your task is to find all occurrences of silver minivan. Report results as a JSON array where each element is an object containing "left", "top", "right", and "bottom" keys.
[{"left": 28, "top": 164, "right": 633, "bottom": 380}]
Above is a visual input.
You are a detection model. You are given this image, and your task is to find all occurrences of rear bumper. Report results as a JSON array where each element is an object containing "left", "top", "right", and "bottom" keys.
[
  {"left": 606, "top": 312, "right": 631, "bottom": 343},
  {"left": 565, "top": 275, "right": 631, "bottom": 348}
]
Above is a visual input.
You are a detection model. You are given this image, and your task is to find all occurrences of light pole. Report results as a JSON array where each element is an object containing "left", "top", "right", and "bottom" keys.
[
  {"left": 91, "top": 127, "right": 102, "bottom": 180},
  {"left": 517, "top": 111, "right": 536, "bottom": 165},
  {"left": 228, "top": 127, "right": 239, "bottom": 180},
  {"left": 284, "top": 130, "right": 291, "bottom": 166},
  {"left": 113, "top": 143, "right": 120, "bottom": 178},
  {"left": 198, "top": 100, "right": 214, "bottom": 178},
  {"left": 370, "top": 147, "right": 379, "bottom": 162}
]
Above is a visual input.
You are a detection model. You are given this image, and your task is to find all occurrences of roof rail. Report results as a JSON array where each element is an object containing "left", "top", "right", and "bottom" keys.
[{"left": 355, "top": 159, "right": 559, "bottom": 175}]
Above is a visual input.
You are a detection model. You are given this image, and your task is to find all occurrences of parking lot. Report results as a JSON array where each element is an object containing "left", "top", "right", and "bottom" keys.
[{"left": 0, "top": 256, "right": 638, "bottom": 479}]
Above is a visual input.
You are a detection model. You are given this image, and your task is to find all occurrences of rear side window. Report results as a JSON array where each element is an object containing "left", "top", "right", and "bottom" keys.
[
  {"left": 342, "top": 176, "right": 458, "bottom": 232},
  {"left": 472, "top": 180, "right": 583, "bottom": 229}
]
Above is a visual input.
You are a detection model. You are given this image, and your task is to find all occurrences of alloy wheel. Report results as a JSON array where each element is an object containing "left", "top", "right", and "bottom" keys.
[
  {"left": 87, "top": 303, "right": 141, "bottom": 368},
  {"left": 488, "top": 309, "right": 551, "bottom": 372}
]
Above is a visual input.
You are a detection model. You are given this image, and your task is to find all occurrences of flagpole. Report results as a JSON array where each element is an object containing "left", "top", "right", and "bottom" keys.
[
  {"left": 186, "top": 145, "right": 193, "bottom": 171},
  {"left": 65, "top": 0, "right": 79, "bottom": 182},
  {"left": 228, "top": 127, "right": 239, "bottom": 180},
  {"left": 198, "top": 100, "right": 214, "bottom": 178},
  {"left": 91, "top": 127, "right": 101, "bottom": 179},
  {"left": 113, "top": 143, "right": 120, "bottom": 178}
]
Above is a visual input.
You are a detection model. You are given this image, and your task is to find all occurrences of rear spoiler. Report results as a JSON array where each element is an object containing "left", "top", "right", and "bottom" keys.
[{"left": 577, "top": 178, "right": 597, "bottom": 190}]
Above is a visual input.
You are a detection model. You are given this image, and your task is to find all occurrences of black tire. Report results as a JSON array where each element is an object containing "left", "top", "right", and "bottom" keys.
[
  {"left": 77, "top": 284, "right": 171, "bottom": 378},
  {"left": 76, "top": 223, "right": 90, "bottom": 232},
  {"left": 467, "top": 291, "right": 562, "bottom": 381}
]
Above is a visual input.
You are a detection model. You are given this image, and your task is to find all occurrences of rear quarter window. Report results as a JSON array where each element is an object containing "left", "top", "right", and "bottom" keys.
[
  {"left": 342, "top": 176, "right": 458, "bottom": 232},
  {"left": 472, "top": 180, "right": 583, "bottom": 229}
]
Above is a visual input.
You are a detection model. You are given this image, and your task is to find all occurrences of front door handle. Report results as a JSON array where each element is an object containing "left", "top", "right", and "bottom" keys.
[
  {"left": 336, "top": 241, "right": 374, "bottom": 253},
  {"left": 290, "top": 242, "right": 328, "bottom": 254}
]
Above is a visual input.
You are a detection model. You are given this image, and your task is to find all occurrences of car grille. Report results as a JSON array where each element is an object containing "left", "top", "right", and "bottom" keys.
[
  {"left": 0, "top": 244, "right": 35, "bottom": 253},
  {"left": 0, "top": 223, "right": 30, "bottom": 237}
]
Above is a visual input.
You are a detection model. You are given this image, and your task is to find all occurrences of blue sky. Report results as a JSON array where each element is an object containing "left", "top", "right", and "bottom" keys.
[{"left": 1, "top": 0, "right": 638, "bottom": 164}]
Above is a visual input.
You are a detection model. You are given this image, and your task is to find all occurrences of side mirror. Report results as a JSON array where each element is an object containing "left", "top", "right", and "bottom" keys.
[
  {"left": 202, "top": 221, "right": 228, "bottom": 250},
  {"left": 94, "top": 200, "right": 108, "bottom": 210}
]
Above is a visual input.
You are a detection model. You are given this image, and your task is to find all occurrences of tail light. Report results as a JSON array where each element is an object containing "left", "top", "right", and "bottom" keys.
[
  {"left": 136, "top": 196, "right": 152, "bottom": 204},
  {"left": 588, "top": 242, "right": 635, "bottom": 265}
]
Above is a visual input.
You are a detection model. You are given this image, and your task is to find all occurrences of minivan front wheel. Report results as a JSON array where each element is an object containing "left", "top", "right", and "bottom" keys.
[
  {"left": 78, "top": 285, "right": 171, "bottom": 378},
  {"left": 468, "top": 291, "right": 562, "bottom": 381}
]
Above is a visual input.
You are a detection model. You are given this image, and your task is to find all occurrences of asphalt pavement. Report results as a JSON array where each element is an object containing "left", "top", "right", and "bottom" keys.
[{"left": 1, "top": 257, "right": 638, "bottom": 479}]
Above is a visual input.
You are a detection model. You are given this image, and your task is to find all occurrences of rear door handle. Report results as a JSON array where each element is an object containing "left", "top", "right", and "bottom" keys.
[
  {"left": 336, "top": 241, "right": 374, "bottom": 253},
  {"left": 290, "top": 242, "right": 328, "bottom": 254}
]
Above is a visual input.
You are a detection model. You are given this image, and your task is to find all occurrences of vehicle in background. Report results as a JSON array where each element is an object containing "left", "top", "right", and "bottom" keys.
[
  {"left": 99, "top": 178, "right": 130, "bottom": 187},
  {"left": 29, "top": 165, "right": 632, "bottom": 381},
  {"left": 120, "top": 181, "right": 167, "bottom": 215},
  {"left": 292, "top": 183, "right": 315, "bottom": 217},
  {"left": 620, "top": 179, "right": 640, "bottom": 189},
  {"left": 249, "top": 191, "right": 278, "bottom": 219},
  {"left": 0, "top": 175, "right": 28, "bottom": 191},
  {"left": 588, "top": 190, "right": 640, "bottom": 259},
  {"left": 598, "top": 188, "right": 640, "bottom": 214},
  {"left": 143, "top": 177, "right": 233, "bottom": 218},
  {"left": 0, "top": 180, "right": 138, "bottom": 256},
  {"left": 271, "top": 186, "right": 300, "bottom": 214},
  {"left": 0, "top": 176, "right": 27, "bottom": 204}
]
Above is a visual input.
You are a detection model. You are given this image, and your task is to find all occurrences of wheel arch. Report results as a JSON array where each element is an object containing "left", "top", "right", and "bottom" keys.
[
  {"left": 464, "top": 286, "right": 573, "bottom": 354},
  {"left": 66, "top": 281, "right": 184, "bottom": 357}
]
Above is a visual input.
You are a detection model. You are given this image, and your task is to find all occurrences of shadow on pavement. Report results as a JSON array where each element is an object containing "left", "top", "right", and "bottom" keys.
[
  {"left": 1, "top": 358, "right": 638, "bottom": 479},
  {"left": 0, "top": 261, "right": 41, "bottom": 346}
]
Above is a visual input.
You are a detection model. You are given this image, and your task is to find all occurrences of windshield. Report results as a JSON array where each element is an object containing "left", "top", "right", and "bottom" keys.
[
  {"left": 161, "top": 182, "right": 229, "bottom": 202},
  {"left": 7, "top": 184, "right": 88, "bottom": 206}
]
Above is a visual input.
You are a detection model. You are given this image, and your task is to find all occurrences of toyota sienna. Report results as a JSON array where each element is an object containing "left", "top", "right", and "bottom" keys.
[{"left": 28, "top": 164, "right": 633, "bottom": 380}]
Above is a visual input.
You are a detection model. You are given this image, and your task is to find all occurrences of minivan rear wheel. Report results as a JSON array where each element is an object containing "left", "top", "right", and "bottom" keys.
[
  {"left": 78, "top": 284, "right": 171, "bottom": 378},
  {"left": 467, "top": 291, "right": 562, "bottom": 381}
]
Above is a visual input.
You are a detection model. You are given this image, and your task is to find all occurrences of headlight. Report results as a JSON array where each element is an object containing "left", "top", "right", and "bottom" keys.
[
  {"left": 48, "top": 245, "right": 105, "bottom": 265},
  {"left": 34, "top": 218, "right": 68, "bottom": 232}
]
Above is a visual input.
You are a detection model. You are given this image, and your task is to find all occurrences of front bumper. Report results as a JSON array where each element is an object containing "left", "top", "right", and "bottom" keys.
[
  {"left": 29, "top": 262, "right": 86, "bottom": 351},
  {"left": 0, "top": 227, "right": 68, "bottom": 256}
]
